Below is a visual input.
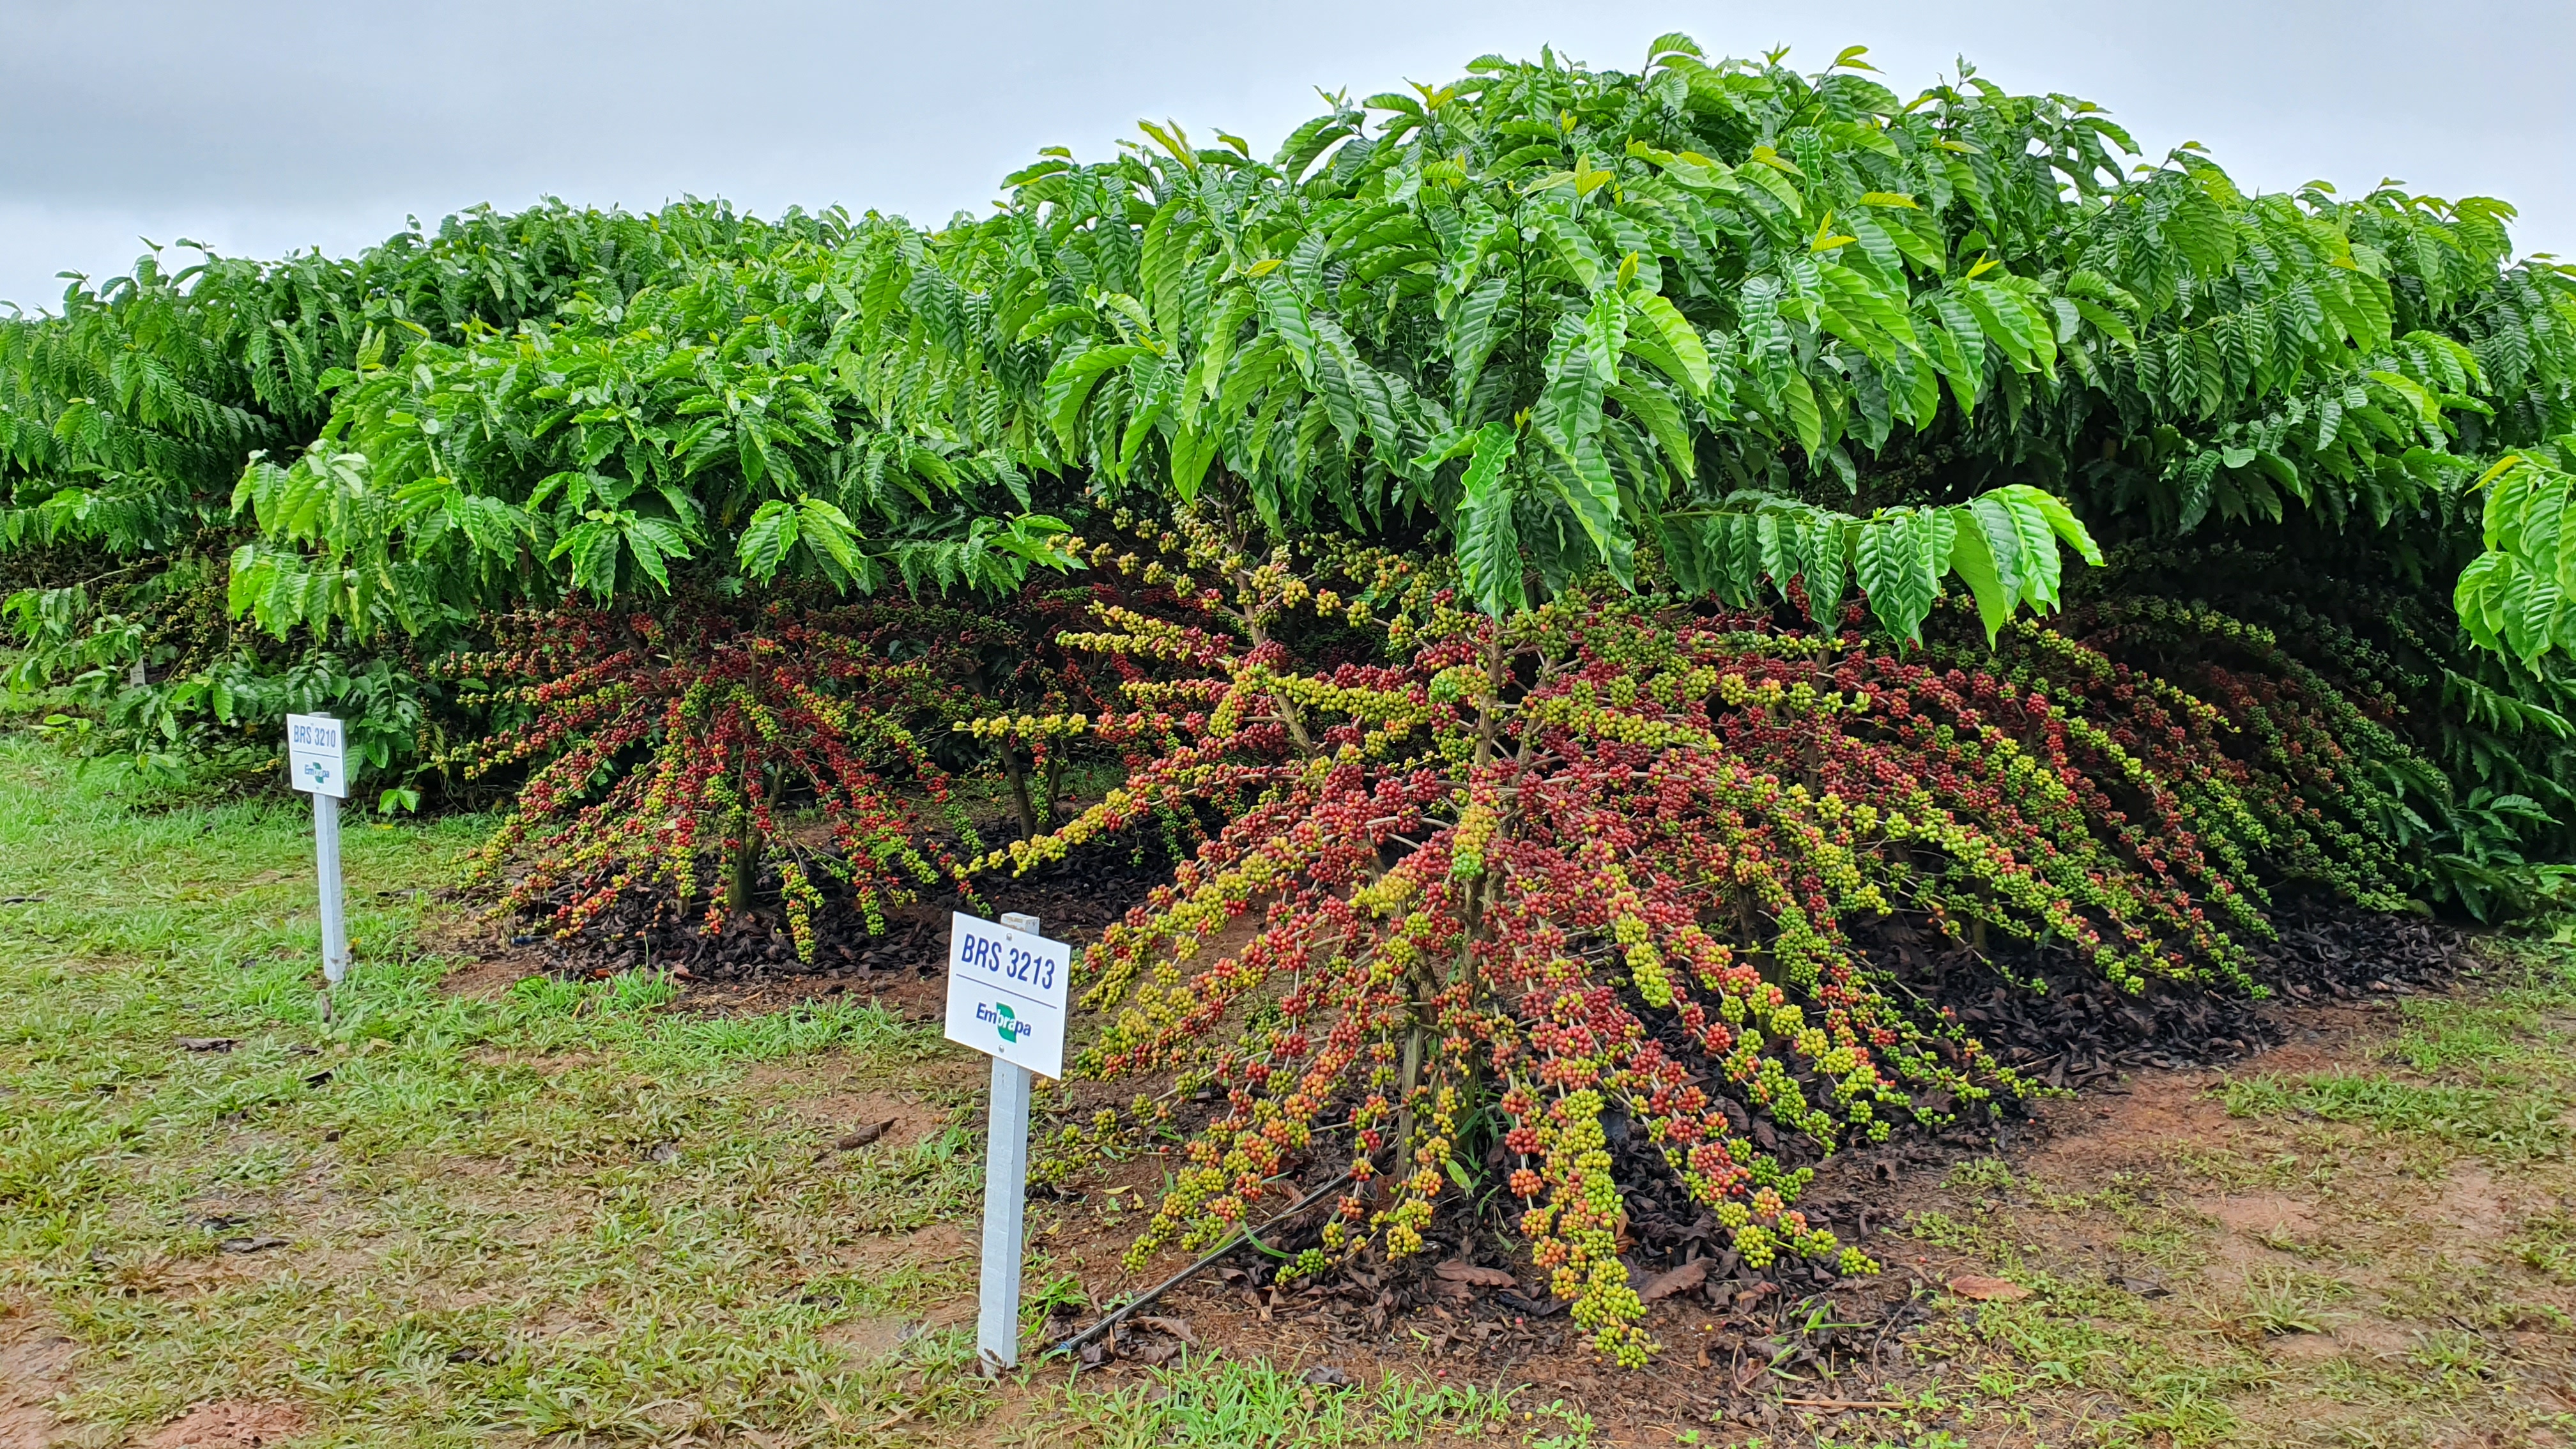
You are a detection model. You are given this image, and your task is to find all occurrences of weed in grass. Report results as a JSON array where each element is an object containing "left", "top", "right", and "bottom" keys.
[
  {"left": 2167, "top": 1144, "right": 2296, "bottom": 1193},
  {"left": 2389, "top": 995, "right": 2547, "bottom": 1083},
  {"left": 1031, "top": 1356, "right": 1515, "bottom": 1448},
  {"left": 1904, "top": 1208, "right": 2028, "bottom": 1261},
  {"left": 2234, "top": 1269, "right": 2345, "bottom": 1336},
  {"left": 2253, "top": 1223, "right": 2311, "bottom": 1255},
  {"left": 1521, "top": 1399, "right": 1600, "bottom": 1449},
  {"left": 1945, "top": 1156, "right": 2017, "bottom": 1197},
  {"left": 2112, "top": 1217, "right": 2211, "bottom": 1277},
  {"left": 2117, "top": 1371, "right": 2244, "bottom": 1448},
  {"left": 2400, "top": 1328, "right": 2508, "bottom": 1405},
  {"left": 2511, "top": 1209, "right": 2576, "bottom": 1282},
  {"left": 2377, "top": 1254, "right": 2557, "bottom": 1332},
  {"left": 2218, "top": 1071, "right": 2571, "bottom": 1163}
]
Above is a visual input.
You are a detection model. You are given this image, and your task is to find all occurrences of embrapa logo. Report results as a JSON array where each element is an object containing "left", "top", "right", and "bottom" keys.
[{"left": 976, "top": 1000, "right": 1032, "bottom": 1045}]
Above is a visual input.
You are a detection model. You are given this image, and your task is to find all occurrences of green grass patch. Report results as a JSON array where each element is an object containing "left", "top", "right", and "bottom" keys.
[
  {"left": 2386, "top": 947, "right": 2576, "bottom": 1082},
  {"left": 2216, "top": 1071, "right": 2571, "bottom": 1162},
  {"left": 1027, "top": 1356, "right": 1520, "bottom": 1448},
  {"left": 0, "top": 739, "right": 994, "bottom": 1443}
]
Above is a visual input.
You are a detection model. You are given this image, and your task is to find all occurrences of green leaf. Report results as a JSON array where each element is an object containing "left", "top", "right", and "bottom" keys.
[
  {"left": 1453, "top": 423, "right": 1523, "bottom": 617},
  {"left": 1855, "top": 510, "right": 1939, "bottom": 643},
  {"left": 736, "top": 499, "right": 799, "bottom": 582},
  {"left": 558, "top": 520, "right": 622, "bottom": 598},
  {"left": 795, "top": 496, "right": 864, "bottom": 576},
  {"left": 1945, "top": 509, "right": 2014, "bottom": 645},
  {"left": 1992, "top": 483, "right": 2104, "bottom": 566},
  {"left": 1448, "top": 276, "right": 1509, "bottom": 408},
  {"left": 1169, "top": 425, "right": 1219, "bottom": 502},
  {"left": 1606, "top": 378, "right": 1693, "bottom": 480},
  {"left": 1043, "top": 343, "right": 1156, "bottom": 450},
  {"left": 1254, "top": 277, "right": 1317, "bottom": 376},
  {"left": 1584, "top": 288, "right": 1629, "bottom": 383},
  {"left": 1625, "top": 294, "right": 1711, "bottom": 397},
  {"left": 1779, "top": 372, "right": 1823, "bottom": 455},
  {"left": 623, "top": 516, "right": 691, "bottom": 591},
  {"left": 1537, "top": 446, "right": 1630, "bottom": 588}
]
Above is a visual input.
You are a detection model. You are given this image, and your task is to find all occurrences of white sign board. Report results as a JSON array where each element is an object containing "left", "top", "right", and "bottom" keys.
[
  {"left": 944, "top": 910, "right": 1070, "bottom": 1080},
  {"left": 285, "top": 714, "right": 348, "bottom": 799}
]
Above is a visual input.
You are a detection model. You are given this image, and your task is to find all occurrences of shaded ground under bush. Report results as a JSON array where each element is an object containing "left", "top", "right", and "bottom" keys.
[
  {"left": 496, "top": 834, "right": 2477, "bottom": 1372},
  {"left": 1021, "top": 896, "right": 2476, "bottom": 1376}
]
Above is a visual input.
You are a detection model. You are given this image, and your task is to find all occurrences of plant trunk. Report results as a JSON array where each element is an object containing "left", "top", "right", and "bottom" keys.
[
  {"left": 726, "top": 818, "right": 760, "bottom": 915},
  {"left": 1390, "top": 1022, "right": 1427, "bottom": 1200},
  {"left": 724, "top": 766, "right": 781, "bottom": 916},
  {"left": 1000, "top": 736, "right": 1041, "bottom": 841}
]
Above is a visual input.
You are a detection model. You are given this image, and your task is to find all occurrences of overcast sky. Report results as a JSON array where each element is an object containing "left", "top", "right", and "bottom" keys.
[{"left": 4, "top": 0, "right": 2567, "bottom": 310}]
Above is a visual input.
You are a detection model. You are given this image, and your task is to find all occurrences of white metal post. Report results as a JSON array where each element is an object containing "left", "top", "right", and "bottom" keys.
[
  {"left": 977, "top": 910, "right": 1039, "bottom": 1371},
  {"left": 314, "top": 789, "right": 348, "bottom": 985}
]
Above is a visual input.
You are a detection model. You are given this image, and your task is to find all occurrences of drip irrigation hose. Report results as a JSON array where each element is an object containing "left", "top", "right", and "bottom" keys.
[{"left": 1045, "top": 1166, "right": 1360, "bottom": 1362}]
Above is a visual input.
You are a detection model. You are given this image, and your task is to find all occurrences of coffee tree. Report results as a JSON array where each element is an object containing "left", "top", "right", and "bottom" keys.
[{"left": 3, "top": 30, "right": 2571, "bottom": 1365}]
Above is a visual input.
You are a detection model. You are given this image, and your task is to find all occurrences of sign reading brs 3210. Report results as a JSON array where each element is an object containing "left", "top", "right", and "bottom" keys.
[{"left": 942, "top": 911, "right": 1070, "bottom": 1079}]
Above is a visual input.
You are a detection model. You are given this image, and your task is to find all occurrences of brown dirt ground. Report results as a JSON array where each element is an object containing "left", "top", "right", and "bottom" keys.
[
  {"left": 0, "top": 1312, "right": 72, "bottom": 1449},
  {"left": 988, "top": 990, "right": 2576, "bottom": 1446},
  {"left": 142, "top": 1401, "right": 307, "bottom": 1449}
]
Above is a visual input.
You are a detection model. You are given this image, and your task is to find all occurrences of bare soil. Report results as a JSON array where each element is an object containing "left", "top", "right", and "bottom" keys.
[{"left": 1002, "top": 983, "right": 2576, "bottom": 1445}]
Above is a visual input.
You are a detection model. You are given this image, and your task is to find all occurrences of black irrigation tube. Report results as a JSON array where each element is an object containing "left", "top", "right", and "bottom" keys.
[{"left": 1045, "top": 1167, "right": 1360, "bottom": 1362}]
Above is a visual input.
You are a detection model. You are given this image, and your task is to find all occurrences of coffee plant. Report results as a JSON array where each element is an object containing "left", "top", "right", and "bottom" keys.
[
  {"left": 443, "top": 597, "right": 1007, "bottom": 957},
  {"left": 983, "top": 503, "right": 2446, "bottom": 1361},
  {"left": 4, "top": 31, "right": 2573, "bottom": 1363},
  {"left": 1, "top": 203, "right": 827, "bottom": 783}
]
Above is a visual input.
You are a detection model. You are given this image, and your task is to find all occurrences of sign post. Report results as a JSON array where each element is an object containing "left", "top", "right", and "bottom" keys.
[
  {"left": 285, "top": 714, "right": 351, "bottom": 986},
  {"left": 944, "top": 908, "right": 1070, "bottom": 1373}
]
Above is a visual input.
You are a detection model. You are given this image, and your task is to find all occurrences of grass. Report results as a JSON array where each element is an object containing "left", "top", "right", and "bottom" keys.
[
  {"left": 1871, "top": 932, "right": 2576, "bottom": 1448},
  {"left": 0, "top": 740, "right": 990, "bottom": 1445},
  {"left": 2216, "top": 1070, "right": 2573, "bottom": 1162},
  {"left": 2232, "top": 1269, "right": 2344, "bottom": 1337},
  {"left": 1016, "top": 1355, "right": 1520, "bottom": 1448}
]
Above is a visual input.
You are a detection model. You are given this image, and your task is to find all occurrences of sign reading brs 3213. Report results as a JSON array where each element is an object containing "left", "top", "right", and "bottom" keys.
[{"left": 942, "top": 912, "right": 1070, "bottom": 1079}]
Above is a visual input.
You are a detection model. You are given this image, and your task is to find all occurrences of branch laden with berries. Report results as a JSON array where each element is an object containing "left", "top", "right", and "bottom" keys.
[
  {"left": 441, "top": 596, "right": 1013, "bottom": 958},
  {"left": 981, "top": 506, "right": 2439, "bottom": 1365}
]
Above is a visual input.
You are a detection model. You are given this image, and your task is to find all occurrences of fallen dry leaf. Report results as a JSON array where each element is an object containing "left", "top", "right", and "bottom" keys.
[
  {"left": 834, "top": 1119, "right": 898, "bottom": 1151},
  {"left": 1135, "top": 1314, "right": 1198, "bottom": 1346},
  {"left": 1946, "top": 1274, "right": 2032, "bottom": 1301},
  {"left": 1432, "top": 1261, "right": 1516, "bottom": 1288},
  {"left": 1639, "top": 1259, "right": 1709, "bottom": 1301}
]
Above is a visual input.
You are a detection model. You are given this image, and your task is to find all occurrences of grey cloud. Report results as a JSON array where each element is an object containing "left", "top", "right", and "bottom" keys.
[{"left": 4, "top": 0, "right": 2567, "bottom": 307}]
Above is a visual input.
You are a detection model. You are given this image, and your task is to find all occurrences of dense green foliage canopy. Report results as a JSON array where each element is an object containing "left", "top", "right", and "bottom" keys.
[
  {"left": 1, "top": 35, "right": 2568, "bottom": 867},
  {"left": 194, "top": 40, "right": 2568, "bottom": 659},
  {"left": 4, "top": 39, "right": 2564, "bottom": 661},
  {"left": 0, "top": 35, "right": 2563, "bottom": 844}
]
